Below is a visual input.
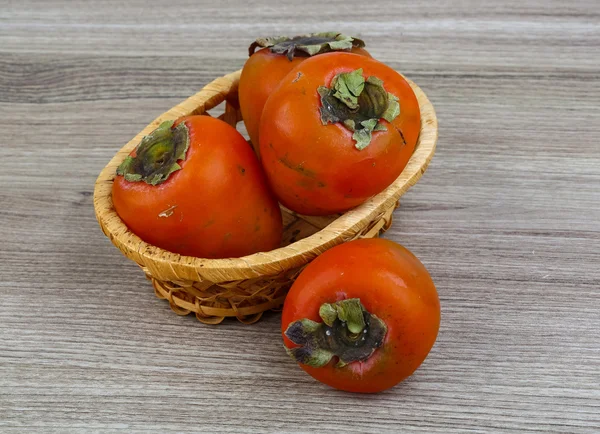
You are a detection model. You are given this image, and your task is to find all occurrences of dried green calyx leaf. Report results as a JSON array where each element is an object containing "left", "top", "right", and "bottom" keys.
[
  {"left": 249, "top": 32, "right": 365, "bottom": 61},
  {"left": 331, "top": 68, "right": 365, "bottom": 109},
  {"left": 319, "top": 69, "right": 401, "bottom": 150},
  {"left": 324, "top": 298, "right": 366, "bottom": 334},
  {"left": 382, "top": 93, "right": 400, "bottom": 123},
  {"left": 284, "top": 298, "right": 387, "bottom": 368},
  {"left": 352, "top": 119, "right": 379, "bottom": 150},
  {"left": 116, "top": 120, "right": 189, "bottom": 186}
]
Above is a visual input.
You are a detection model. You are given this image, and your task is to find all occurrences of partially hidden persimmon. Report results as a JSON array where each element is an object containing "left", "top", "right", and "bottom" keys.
[
  {"left": 112, "top": 115, "right": 282, "bottom": 258},
  {"left": 239, "top": 32, "right": 370, "bottom": 150},
  {"left": 259, "top": 52, "right": 421, "bottom": 216}
]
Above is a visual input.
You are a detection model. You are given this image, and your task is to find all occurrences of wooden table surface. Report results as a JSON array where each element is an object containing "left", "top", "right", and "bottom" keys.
[{"left": 2, "top": 0, "right": 599, "bottom": 432}]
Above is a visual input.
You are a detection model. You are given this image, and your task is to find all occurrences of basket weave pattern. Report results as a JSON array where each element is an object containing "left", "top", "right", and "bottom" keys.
[
  {"left": 149, "top": 202, "right": 397, "bottom": 324},
  {"left": 94, "top": 70, "right": 437, "bottom": 325}
]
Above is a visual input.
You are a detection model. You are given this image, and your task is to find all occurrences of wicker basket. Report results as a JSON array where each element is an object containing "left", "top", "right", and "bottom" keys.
[{"left": 94, "top": 69, "right": 438, "bottom": 325}]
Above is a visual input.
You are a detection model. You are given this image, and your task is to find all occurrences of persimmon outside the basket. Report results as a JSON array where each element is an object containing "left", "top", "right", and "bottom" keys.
[{"left": 93, "top": 69, "right": 438, "bottom": 325}]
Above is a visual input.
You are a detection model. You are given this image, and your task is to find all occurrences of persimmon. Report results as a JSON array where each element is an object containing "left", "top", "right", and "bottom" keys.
[
  {"left": 282, "top": 238, "right": 440, "bottom": 393},
  {"left": 239, "top": 32, "right": 370, "bottom": 149},
  {"left": 259, "top": 52, "right": 421, "bottom": 216},
  {"left": 112, "top": 115, "right": 282, "bottom": 258}
]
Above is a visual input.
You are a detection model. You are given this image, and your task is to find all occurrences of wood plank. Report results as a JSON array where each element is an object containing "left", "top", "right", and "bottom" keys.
[{"left": 1, "top": 0, "right": 599, "bottom": 432}]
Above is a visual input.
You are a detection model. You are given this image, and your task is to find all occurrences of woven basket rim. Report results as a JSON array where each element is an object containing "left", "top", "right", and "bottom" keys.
[{"left": 94, "top": 69, "right": 437, "bottom": 282}]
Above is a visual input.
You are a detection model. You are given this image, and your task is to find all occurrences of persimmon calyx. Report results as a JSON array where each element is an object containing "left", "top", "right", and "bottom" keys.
[
  {"left": 318, "top": 69, "right": 400, "bottom": 150},
  {"left": 116, "top": 120, "right": 189, "bottom": 186},
  {"left": 249, "top": 32, "right": 365, "bottom": 61},
  {"left": 284, "top": 298, "right": 387, "bottom": 368}
]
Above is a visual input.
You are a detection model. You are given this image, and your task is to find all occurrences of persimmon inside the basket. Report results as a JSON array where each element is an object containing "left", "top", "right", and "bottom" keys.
[
  {"left": 94, "top": 33, "right": 437, "bottom": 326},
  {"left": 112, "top": 55, "right": 421, "bottom": 257}
]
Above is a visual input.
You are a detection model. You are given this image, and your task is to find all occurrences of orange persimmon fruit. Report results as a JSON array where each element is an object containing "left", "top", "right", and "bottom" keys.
[
  {"left": 282, "top": 238, "right": 440, "bottom": 393},
  {"left": 239, "top": 32, "right": 370, "bottom": 149},
  {"left": 112, "top": 115, "right": 282, "bottom": 258},
  {"left": 259, "top": 52, "right": 421, "bottom": 216}
]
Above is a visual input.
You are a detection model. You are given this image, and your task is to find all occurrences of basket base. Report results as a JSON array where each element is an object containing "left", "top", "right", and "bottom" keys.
[
  {"left": 148, "top": 272, "right": 295, "bottom": 325},
  {"left": 144, "top": 200, "right": 399, "bottom": 325}
]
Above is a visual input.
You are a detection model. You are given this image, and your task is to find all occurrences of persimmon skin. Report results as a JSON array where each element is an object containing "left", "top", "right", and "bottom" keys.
[
  {"left": 239, "top": 47, "right": 370, "bottom": 148},
  {"left": 112, "top": 116, "right": 282, "bottom": 259},
  {"left": 259, "top": 52, "right": 421, "bottom": 216},
  {"left": 281, "top": 238, "right": 440, "bottom": 393}
]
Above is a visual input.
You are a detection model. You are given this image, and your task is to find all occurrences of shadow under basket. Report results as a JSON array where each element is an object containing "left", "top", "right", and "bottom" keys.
[{"left": 94, "top": 69, "right": 438, "bottom": 325}]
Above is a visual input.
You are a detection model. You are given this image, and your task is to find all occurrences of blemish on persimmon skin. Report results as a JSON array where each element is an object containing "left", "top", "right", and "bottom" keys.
[
  {"left": 292, "top": 72, "right": 303, "bottom": 83},
  {"left": 253, "top": 215, "right": 261, "bottom": 232},
  {"left": 203, "top": 218, "right": 215, "bottom": 228},
  {"left": 158, "top": 205, "right": 177, "bottom": 218},
  {"left": 279, "top": 154, "right": 316, "bottom": 178},
  {"left": 237, "top": 165, "right": 246, "bottom": 175},
  {"left": 392, "top": 126, "right": 407, "bottom": 146}
]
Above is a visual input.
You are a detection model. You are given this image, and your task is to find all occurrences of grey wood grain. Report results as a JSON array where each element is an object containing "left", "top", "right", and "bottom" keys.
[{"left": 1, "top": 0, "right": 599, "bottom": 432}]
